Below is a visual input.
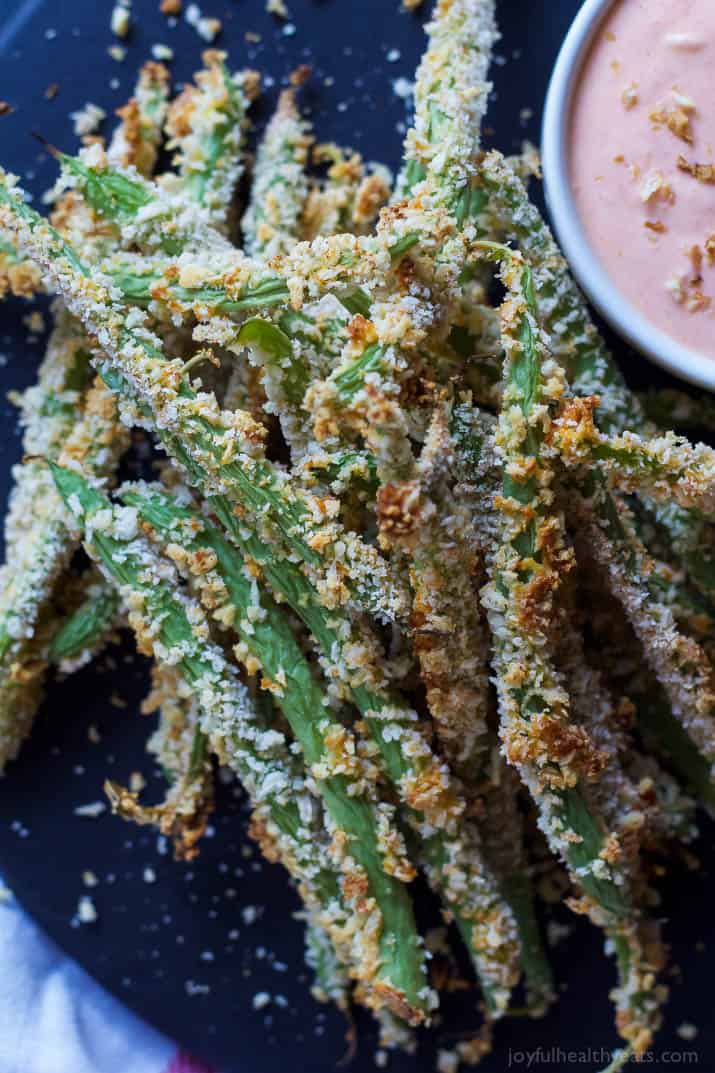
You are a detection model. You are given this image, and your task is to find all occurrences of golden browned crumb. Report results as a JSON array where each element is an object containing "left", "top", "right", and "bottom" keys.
[{"left": 677, "top": 155, "right": 715, "bottom": 184}]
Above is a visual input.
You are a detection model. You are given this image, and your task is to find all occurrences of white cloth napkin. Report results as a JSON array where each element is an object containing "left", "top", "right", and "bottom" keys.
[{"left": 0, "top": 889, "right": 212, "bottom": 1073}]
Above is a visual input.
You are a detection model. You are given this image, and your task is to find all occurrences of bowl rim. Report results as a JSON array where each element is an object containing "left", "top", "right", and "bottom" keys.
[{"left": 541, "top": 0, "right": 715, "bottom": 391}]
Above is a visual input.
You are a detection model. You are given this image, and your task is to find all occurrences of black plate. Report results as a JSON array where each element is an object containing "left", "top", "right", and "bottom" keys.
[{"left": 0, "top": 2, "right": 713, "bottom": 1071}]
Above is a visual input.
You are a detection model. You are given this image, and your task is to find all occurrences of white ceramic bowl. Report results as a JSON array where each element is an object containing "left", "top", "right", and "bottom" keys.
[{"left": 541, "top": 0, "right": 715, "bottom": 390}]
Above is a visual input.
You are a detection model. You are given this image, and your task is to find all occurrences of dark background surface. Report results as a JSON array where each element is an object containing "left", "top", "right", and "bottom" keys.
[{"left": 0, "top": 2, "right": 712, "bottom": 1072}]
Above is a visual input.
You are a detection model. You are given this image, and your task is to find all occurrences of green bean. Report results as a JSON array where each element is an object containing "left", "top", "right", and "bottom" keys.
[
  {"left": 48, "top": 461, "right": 369, "bottom": 1006},
  {"left": 47, "top": 574, "right": 120, "bottom": 671},
  {"left": 554, "top": 398, "right": 715, "bottom": 514},
  {"left": 165, "top": 52, "right": 258, "bottom": 231},
  {"left": 242, "top": 79, "right": 313, "bottom": 258},
  {"left": 107, "top": 60, "right": 171, "bottom": 178},
  {"left": 119, "top": 480, "right": 433, "bottom": 1024}
]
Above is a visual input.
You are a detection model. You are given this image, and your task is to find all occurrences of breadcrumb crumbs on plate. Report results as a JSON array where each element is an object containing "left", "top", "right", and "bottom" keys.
[
  {"left": 151, "top": 43, "right": 174, "bottom": 61},
  {"left": 143, "top": 866, "right": 157, "bottom": 884},
  {"left": 160, "top": 0, "right": 182, "bottom": 13},
  {"left": 677, "top": 1023, "right": 698, "bottom": 1041},
  {"left": 252, "top": 991, "right": 271, "bottom": 1010},
  {"left": 82, "top": 871, "right": 99, "bottom": 887},
  {"left": 110, "top": 3, "right": 131, "bottom": 38},
  {"left": 185, "top": 3, "right": 221, "bottom": 42},
  {"left": 23, "top": 311, "right": 45, "bottom": 335},
  {"left": 108, "top": 45, "right": 126, "bottom": 62},
  {"left": 0, "top": 102, "right": 14, "bottom": 117},
  {"left": 266, "top": 0, "right": 290, "bottom": 18},
  {"left": 74, "top": 801, "right": 107, "bottom": 818},
  {"left": 70, "top": 102, "right": 106, "bottom": 137},
  {"left": 77, "top": 895, "right": 98, "bottom": 924},
  {"left": 129, "top": 770, "right": 146, "bottom": 792}
]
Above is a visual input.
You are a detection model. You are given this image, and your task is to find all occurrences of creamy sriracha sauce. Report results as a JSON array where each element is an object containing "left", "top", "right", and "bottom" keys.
[{"left": 569, "top": 0, "right": 715, "bottom": 359}]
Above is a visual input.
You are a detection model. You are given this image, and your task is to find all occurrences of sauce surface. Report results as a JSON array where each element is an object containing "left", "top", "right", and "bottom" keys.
[{"left": 570, "top": 0, "right": 715, "bottom": 359}]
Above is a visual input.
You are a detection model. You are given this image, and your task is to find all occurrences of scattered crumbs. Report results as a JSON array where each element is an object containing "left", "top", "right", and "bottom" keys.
[
  {"left": 241, "top": 904, "right": 259, "bottom": 925},
  {"left": 519, "top": 107, "right": 533, "bottom": 126},
  {"left": 108, "top": 45, "right": 126, "bottom": 62},
  {"left": 272, "top": 960, "right": 288, "bottom": 973},
  {"left": 621, "top": 82, "right": 638, "bottom": 110},
  {"left": 375, "top": 1051, "right": 389, "bottom": 1070},
  {"left": 252, "top": 991, "right": 271, "bottom": 1010},
  {"left": 650, "top": 94, "right": 696, "bottom": 144},
  {"left": 110, "top": 2, "right": 131, "bottom": 39},
  {"left": 23, "top": 311, "right": 45, "bottom": 335},
  {"left": 204, "top": 823, "right": 215, "bottom": 839},
  {"left": 82, "top": 870, "right": 99, "bottom": 888},
  {"left": 70, "top": 102, "right": 106, "bottom": 138},
  {"left": 228, "top": 928, "right": 239, "bottom": 941},
  {"left": 200, "top": 950, "right": 215, "bottom": 962},
  {"left": 185, "top": 980, "right": 210, "bottom": 997},
  {"left": 392, "top": 77, "right": 413, "bottom": 100},
  {"left": 644, "top": 220, "right": 666, "bottom": 234},
  {"left": 151, "top": 43, "right": 174, "bottom": 61},
  {"left": 109, "top": 78, "right": 121, "bottom": 91},
  {"left": 666, "top": 273, "right": 686, "bottom": 305},
  {"left": 605, "top": 30, "right": 616, "bottom": 42},
  {"left": 185, "top": 3, "right": 222, "bottom": 42},
  {"left": 610, "top": 59, "right": 621, "bottom": 75},
  {"left": 613, "top": 153, "right": 625, "bottom": 164},
  {"left": 160, "top": 0, "right": 182, "bottom": 13},
  {"left": 436, "top": 1049, "right": 459, "bottom": 1073},
  {"left": 639, "top": 169, "right": 674, "bottom": 204},
  {"left": 274, "top": 994, "right": 288, "bottom": 1009},
  {"left": 266, "top": 0, "right": 289, "bottom": 18},
  {"left": 705, "top": 235, "right": 715, "bottom": 266},
  {"left": 143, "top": 866, "right": 157, "bottom": 884},
  {"left": 74, "top": 801, "right": 106, "bottom": 819},
  {"left": 677, "top": 1023, "right": 698, "bottom": 1041},
  {"left": 281, "top": 23, "right": 296, "bottom": 37},
  {"left": 44, "top": 28, "right": 57, "bottom": 41},
  {"left": 0, "top": 102, "right": 14, "bottom": 118},
  {"left": 110, "top": 691, "right": 128, "bottom": 709},
  {"left": 677, "top": 155, "right": 715, "bottom": 184},
  {"left": 245, "top": 31, "right": 261, "bottom": 43},
  {"left": 386, "top": 48, "right": 401, "bottom": 63},
  {"left": 129, "top": 771, "right": 146, "bottom": 793},
  {"left": 402, "top": 0, "right": 424, "bottom": 9},
  {"left": 44, "top": 83, "right": 59, "bottom": 100},
  {"left": 87, "top": 724, "right": 101, "bottom": 745},
  {"left": 77, "top": 895, "right": 98, "bottom": 924},
  {"left": 323, "top": 75, "right": 335, "bottom": 88},
  {"left": 156, "top": 835, "right": 168, "bottom": 856}
]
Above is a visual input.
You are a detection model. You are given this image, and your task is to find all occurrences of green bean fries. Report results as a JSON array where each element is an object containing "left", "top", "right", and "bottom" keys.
[{"left": 1, "top": 1, "right": 714, "bottom": 1067}]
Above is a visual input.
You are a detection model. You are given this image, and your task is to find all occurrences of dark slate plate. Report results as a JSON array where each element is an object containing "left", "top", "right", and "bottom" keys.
[{"left": 0, "top": 2, "right": 713, "bottom": 1071}]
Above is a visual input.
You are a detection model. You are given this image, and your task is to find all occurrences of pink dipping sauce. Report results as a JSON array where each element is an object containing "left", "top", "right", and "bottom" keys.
[{"left": 569, "top": 0, "right": 715, "bottom": 359}]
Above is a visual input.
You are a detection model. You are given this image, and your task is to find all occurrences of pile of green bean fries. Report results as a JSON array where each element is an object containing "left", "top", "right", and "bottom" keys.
[{"left": 2, "top": 2, "right": 715, "bottom": 1067}]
